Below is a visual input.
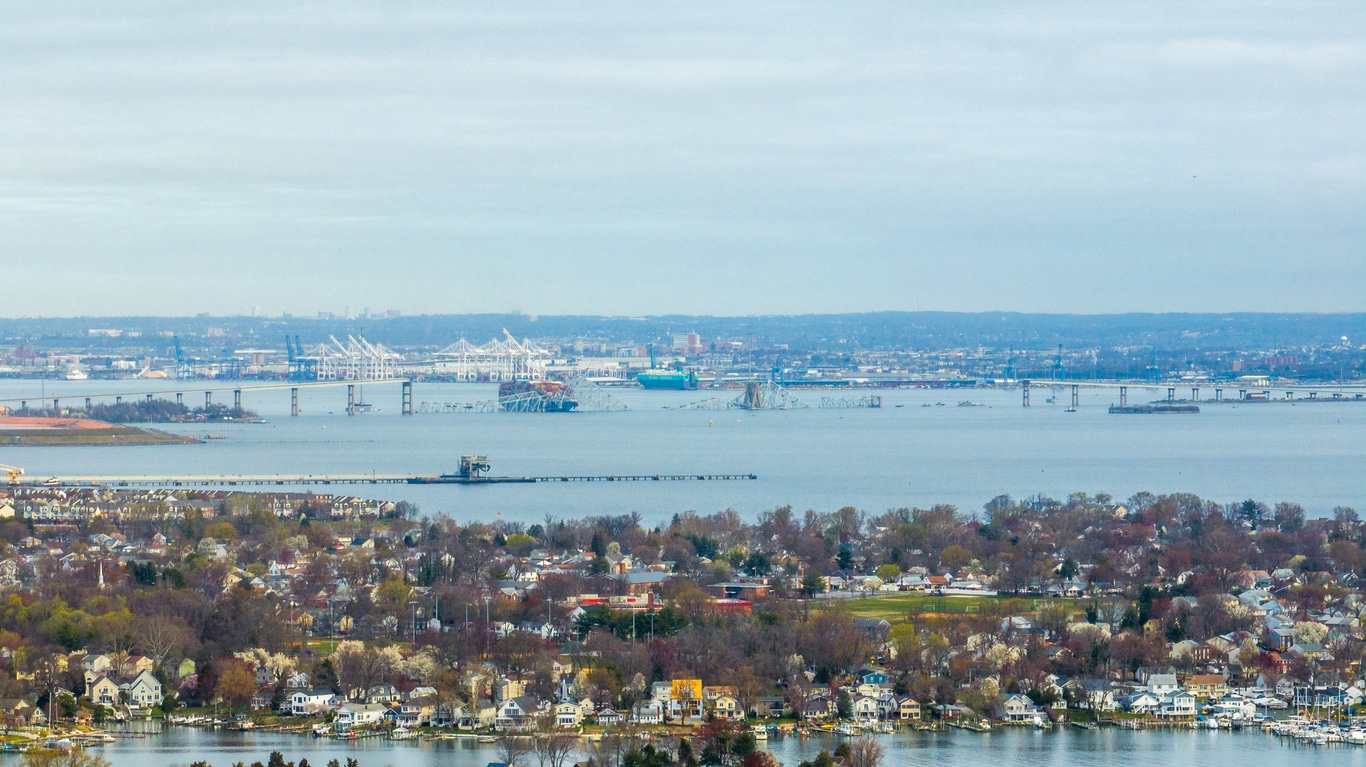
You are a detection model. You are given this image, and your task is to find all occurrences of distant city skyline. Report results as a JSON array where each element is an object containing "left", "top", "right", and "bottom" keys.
[{"left": 1, "top": 2, "right": 1361, "bottom": 317}]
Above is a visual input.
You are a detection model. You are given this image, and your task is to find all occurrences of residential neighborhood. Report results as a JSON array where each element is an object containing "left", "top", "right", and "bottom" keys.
[{"left": 0, "top": 487, "right": 1361, "bottom": 746}]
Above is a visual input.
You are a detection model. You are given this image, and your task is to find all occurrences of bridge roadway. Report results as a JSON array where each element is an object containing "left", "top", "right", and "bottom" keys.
[
  {"left": 0, "top": 379, "right": 414, "bottom": 416},
  {"left": 1018, "top": 379, "right": 1366, "bottom": 407},
  {"left": 18, "top": 472, "right": 758, "bottom": 488}
]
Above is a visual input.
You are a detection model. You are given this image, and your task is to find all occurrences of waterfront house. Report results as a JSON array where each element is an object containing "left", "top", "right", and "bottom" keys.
[
  {"left": 289, "top": 689, "right": 337, "bottom": 716},
  {"left": 595, "top": 707, "right": 624, "bottom": 727},
  {"left": 126, "top": 670, "right": 162, "bottom": 709},
  {"left": 852, "top": 695, "right": 879, "bottom": 722},
  {"left": 334, "top": 703, "right": 388, "bottom": 732},
  {"left": 496, "top": 696, "right": 542, "bottom": 729},
  {"left": 711, "top": 694, "right": 743, "bottom": 721},
  {"left": 1145, "top": 673, "right": 1179, "bottom": 697},
  {"left": 1001, "top": 694, "right": 1043, "bottom": 722},
  {"left": 1121, "top": 691, "right": 1160, "bottom": 714},
  {"left": 1158, "top": 691, "right": 1197, "bottom": 719},
  {"left": 895, "top": 696, "right": 921, "bottom": 721},
  {"left": 399, "top": 695, "right": 437, "bottom": 727},
  {"left": 630, "top": 701, "right": 663, "bottom": 724},
  {"left": 1186, "top": 674, "right": 1228, "bottom": 700},
  {"left": 555, "top": 701, "right": 582, "bottom": 728},
  {"left": 88, "top": 676, "right": 120, "bottom": 707}
]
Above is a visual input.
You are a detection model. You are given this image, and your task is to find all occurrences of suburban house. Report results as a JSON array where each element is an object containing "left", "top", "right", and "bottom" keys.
[
  {"left": 595, "top": 708, "right": 624, "bottom": 727},
  {"left": 1186, "top": 675, "right": 1228, "bottom": 700},
  {"left": 711, "top": 694, "right": 743, "bottom": 721},
  {"left": 289, "top": 689, "right": 337, "bottom": 716},
  {"left": 334, "top": 703, "right": 388, "bottom": 732},
  {"left": 399, "top": 695, "right": 437, "bottom": 727},
  {"left": 89, "top": 676, "right": 121, "bottom": 707},
  {"left": 496, "top": 696, "right": 542, "bottom": 730},
  {"left": 1001, "top": 694, "right": 1044, "bottom": 722},
  {"left": 1158, "top": 691, "right": 1197, "bottom": 719},
  {"left": 555, "top": 701, "right": 582, "bottom": 728},
  {"left": 630, "top": 701, "right": 663, "bottom": 724},
  {"left": 126, "top": 670, "right": 163, "bottom": 709},
  {"left": 1146, "top": 673, "right": 1180, "bottom": 697}
]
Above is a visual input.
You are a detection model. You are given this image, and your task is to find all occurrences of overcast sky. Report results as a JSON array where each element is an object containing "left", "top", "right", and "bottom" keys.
[{"left": 1, "top": 2, "right": 1361, "bottom": 317}]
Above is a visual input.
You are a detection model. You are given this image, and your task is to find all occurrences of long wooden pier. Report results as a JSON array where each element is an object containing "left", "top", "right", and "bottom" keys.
[{"left": 21, "top": 472, "right": 757, "bottom": 488}]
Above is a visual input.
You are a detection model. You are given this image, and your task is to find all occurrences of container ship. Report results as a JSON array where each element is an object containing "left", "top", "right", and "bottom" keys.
[
  {"left": 498, "top": 380, "right": 578, "bottom": 412},
  {"left": 636, "top": 370, "right": 699, "bottom": 390}
]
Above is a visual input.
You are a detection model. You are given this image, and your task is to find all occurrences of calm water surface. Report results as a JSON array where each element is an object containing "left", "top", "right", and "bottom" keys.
[
  {"left": 1, "top": 380, "right": 1364, "bottom": 524},
  {"left": 56, "top": 726, "right": 1364, "bottom": 767}
]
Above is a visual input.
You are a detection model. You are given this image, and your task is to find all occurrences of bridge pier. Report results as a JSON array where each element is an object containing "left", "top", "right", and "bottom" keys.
[
  {"left": 234, "top": 389, "right": 242, "bottom": 410},
  {"left": 115, "top": 396, "right": 122, "bottom": 405},
  {"left": 1216, "top": 389, "right": 1223, "bottom": 401},
  {"left": 1022, "top": 380, "right": 1031, "bottom": 407},
  {"left": 205, "top": 392, "right": 212, "bottom": 408},
  {"left": 1191, "top": 387, "right": 1199, "bottom": 401},
  {"left": 53, "top": 398, "right": 59, "bottom": 410},
  {"left": 347, "top": 384, "right": 355, "bottom": 416},
  {"left": 146, "top": 393, "right": 153, "bottom": 402},
  {"left": 86, "top": 398, "right": 92, "bottom": 409},
  {"left": 176, "top": 393, "right": 183, "bottom": 405},
  {"left": 1119, "top": 386, "right": 1127, "bottom": 406},
  {"left": 1238, "top": 389, "right": 1246, "bottom": 400},
  {"left": 291, "top": 387, "right": 299, "bottom": 417},
  {"left": 1071, "top": 384, "right": 1079, "bottom": 408},
  {"left": 1167, "top": 387, "right": 1175, "bottom": 403},
  {"left": 402, "top": 381, "right": 412, "bottom": 415}
]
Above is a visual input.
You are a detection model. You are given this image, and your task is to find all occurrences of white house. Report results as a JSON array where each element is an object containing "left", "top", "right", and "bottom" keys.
[
  {"left": 1121, "top": 691, "right": 1160, "bottom": 714},
  {"left": 1146, "top": 673, "right": 1179, "bottom": 697},
  {"left": 631, "top": 701, "right": 663, "bottom": 724},
  {"left": 1159, "top": 691, "right": 1197, "bottom": 719},
  {"left": 335, "top": 703, "right": 388, "bottom": 731},
  {"left": 126, "top": 670, "right": 163, "bottom": 710},
  {"left": 496, "top": 696, "right": 542, "bottom": 730},
  {"left": 1001, "top": 694, "right": 1043, "bottom": 722},
  {"left": 290, "top": 689, "right": 337, "bottom": 716}
]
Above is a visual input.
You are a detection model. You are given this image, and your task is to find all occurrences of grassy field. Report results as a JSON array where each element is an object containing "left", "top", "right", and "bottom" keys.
[{"left": 834, "top": 593, "right": 1043, "bottom": 622}]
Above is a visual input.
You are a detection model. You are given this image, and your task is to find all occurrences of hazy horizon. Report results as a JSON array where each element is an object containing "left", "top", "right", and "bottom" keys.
[{"left": 2, "top": 2, "right": 1362, "bottom": 316}]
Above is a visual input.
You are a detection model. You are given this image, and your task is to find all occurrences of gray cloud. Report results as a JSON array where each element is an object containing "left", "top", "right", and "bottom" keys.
[{"left": 0, "top": 1, "right": 1361, "bottom": 316}]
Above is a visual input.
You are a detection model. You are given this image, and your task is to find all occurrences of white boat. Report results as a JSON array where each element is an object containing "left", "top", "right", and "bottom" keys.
[
  {"left": 65, "top": 368, "right": 88, "bottom": 381},
  {"left": 751, "top": 726, "right": 768, "bottom": 741}
]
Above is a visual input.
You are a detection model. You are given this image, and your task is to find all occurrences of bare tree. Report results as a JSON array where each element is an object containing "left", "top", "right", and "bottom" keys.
[
  {"left": 498, "top": 733, "right": 531, "bottom": 767},
  {"left": 531, "top": 716, "right": 578, "bottom": 767},
  {"left": 847, "top": 736, "right": 885, "bottom": 767}
]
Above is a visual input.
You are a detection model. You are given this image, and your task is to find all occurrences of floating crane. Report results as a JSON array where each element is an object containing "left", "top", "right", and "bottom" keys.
[{"left": 0, "top": 464, "right": 24, "bottom": 485}]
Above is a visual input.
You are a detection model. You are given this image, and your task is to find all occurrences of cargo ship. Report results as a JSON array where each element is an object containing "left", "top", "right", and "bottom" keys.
[
  {"left": 636, "top": 370, "right": 699, "bottom": 390},
  {"left": 498, "top": 380, "right": 578, "bottom": 412}
]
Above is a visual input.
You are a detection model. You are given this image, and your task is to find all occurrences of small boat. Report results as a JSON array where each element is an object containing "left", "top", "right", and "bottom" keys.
[
  {"left": 1064, "top": 407, "right": 1077, "bottom": 413},
  {"left": 477, "top": 735, "right": 498, "bottom": 743},
  {"left": 751, "top": 726, "right": 768, "bottom": 741}
]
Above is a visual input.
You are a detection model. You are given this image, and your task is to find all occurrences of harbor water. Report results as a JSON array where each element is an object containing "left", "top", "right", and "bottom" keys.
[
  {"left": 69, "top": 725, "right": 1366, "bottom": 767},
  {"left": 1, "top": 380, "right": 1364, "bottom": 524}
]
